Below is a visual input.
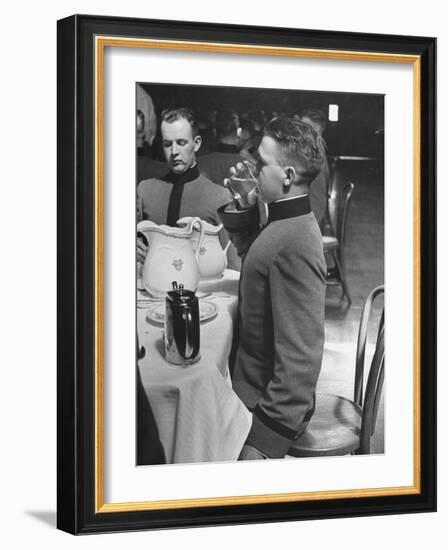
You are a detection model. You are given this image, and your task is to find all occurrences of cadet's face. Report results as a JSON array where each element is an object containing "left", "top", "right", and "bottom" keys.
[
  {"left": 161, "top": 118, "right": 200, "bottom": 174},
  {"left": 256, "top": 135, "right": 287, "bottom": 203}
]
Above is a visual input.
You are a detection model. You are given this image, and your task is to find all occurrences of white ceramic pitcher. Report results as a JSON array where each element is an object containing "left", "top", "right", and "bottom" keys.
[
  {"left": 177, "top": 217, "right": 231, "bottom": 280},
  {"left": 137, "top": 218, "right": 205, "bottom": 298}
]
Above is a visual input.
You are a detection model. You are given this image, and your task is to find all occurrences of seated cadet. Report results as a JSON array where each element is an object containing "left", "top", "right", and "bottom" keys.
[
  {"left": 137, "top": 107, "right": 239, "bottom": 269},
  {"left": 218, "top": 116, "right": 327, "bottom": 460}
]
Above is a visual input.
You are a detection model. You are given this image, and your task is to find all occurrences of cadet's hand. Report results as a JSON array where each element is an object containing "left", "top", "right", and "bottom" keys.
[
  {"left": 238, "top": 444, "right": 267, "bottom": 461},
  {"left": 137, "top": 236, "right": 148, "bottom": 263}
]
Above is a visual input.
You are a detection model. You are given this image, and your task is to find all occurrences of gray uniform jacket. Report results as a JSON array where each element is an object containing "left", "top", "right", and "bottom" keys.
[{"left": 219, "top": 195, "right": 326, "bottom": 458}]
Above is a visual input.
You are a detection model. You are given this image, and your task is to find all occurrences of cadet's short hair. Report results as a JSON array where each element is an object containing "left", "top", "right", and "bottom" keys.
[
  {"left": 301, "top": 108, "right": 327, "bottom": 134},
  {"left": 161, "top": 107, "right": 199, "bottom": 136},
  {"left": 264, "top": 116, "right": 325, "bottom": 182}
]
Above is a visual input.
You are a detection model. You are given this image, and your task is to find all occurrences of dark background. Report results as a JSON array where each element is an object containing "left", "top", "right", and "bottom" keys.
[{"left": 139, "top": 82, "right": 384, "bottom": 159}]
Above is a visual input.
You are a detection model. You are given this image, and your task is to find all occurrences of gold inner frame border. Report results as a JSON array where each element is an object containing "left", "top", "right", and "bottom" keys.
[{"left": 94, "top": 36, "right": 421, "bottom": 513}]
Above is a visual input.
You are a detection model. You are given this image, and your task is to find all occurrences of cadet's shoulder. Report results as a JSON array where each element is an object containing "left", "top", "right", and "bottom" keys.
[
  {"left": 137, "top": 177, "right": 168, "bottom": 194},
  {"left": 263, "top": 214, "right": 322, "bottom": 252},
  {"left": 195, "top": 175, "right": 231, "bottom": 198}
]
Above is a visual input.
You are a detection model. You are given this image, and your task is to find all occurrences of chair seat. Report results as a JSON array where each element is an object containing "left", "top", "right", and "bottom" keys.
[
  {"left": 322, "top": 235, "right": 338, "bottom": 250},
  {"left": 288, "top": 393, "right": 362, "bottom": 457}
]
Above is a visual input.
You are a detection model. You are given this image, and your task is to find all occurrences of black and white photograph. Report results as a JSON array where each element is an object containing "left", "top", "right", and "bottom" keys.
[
  {"left": 135, "top": 82, "right": 385, "bottom": 466},
  {"left": 0, "top": 0, "right": 442, "bottom": 544}
]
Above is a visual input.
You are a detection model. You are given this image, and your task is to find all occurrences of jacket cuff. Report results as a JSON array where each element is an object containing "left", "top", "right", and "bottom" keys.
[
  {"left": 246, "top": 408, "right": 295, "bottom": 459},
  {"left": 217, "top": 202, "right": 260, "bottom": 234}
]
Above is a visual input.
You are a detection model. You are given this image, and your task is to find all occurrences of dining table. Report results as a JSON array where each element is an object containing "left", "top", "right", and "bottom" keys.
[{"left": 137, "top": 269, "right": 252, "bottom": 464}]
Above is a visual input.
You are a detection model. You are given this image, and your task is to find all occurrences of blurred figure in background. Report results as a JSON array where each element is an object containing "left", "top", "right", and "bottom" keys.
[
  {"left": 198, "top": 109, "right": 245, "bottom": 187},
  {"left": 195, "top": 110, "right": 216, "bottom": 156},
  {"left": 136, "top": 109, "right": 166, "bottom": 183},
  {"left": 301, "top": 108, "right": 331, "bottom": 229},
  {"left": 238, "top": 117, "right": 259, "bottom": 165},
  {"left": 136, "top": 109, "right": 150, "bottom": 155},
  {"left": 301, "top": 108, "right": 327, "bottom": 137},
  {"left": 214, "top": 109, "right": 242, "bottom": 154},
  {"left": 136, "top": 84, "right": 157, "bottom": 150}
]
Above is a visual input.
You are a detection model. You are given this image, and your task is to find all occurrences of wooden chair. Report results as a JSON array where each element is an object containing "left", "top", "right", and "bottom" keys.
[
  {"left": 324, "top": 182, "right": 355, "bottom": 306},
  {"left": 323, "top": 155, "right": 343, "bottom": 232},
  {"left": 288, "top": 285, "right": 385, "bottom": 457},
  {"left": 327, "top": 155, "right": 340, "bottom": 200}
]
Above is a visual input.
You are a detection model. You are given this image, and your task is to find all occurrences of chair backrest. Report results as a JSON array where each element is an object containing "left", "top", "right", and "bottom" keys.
[
  {"left": 327, "top": 156, "right": 340, "bottom": 199},
  {"left": 336, "top": 182, "right": 355, "bottom": 244},
  {"left": 326, "top": 182, "right": 354, "bottom": 242},
  {"left": 354, "top": 285, "right": 385, "bottom": 454}
]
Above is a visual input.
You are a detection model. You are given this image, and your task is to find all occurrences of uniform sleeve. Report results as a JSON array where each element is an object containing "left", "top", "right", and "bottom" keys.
[
  {"left": 211, "top": 189, "right": 241, "bottom": 270},
  {"left": 217, "top": 203, "right": 261, "bottom": 261},
  {"left": 245, "top": 243, "right": 326, "bottom": 458}
]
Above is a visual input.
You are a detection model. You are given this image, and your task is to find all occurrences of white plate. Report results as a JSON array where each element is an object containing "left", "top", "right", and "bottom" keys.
[
  {"left": 137, "top": 289, "right": 212, "bottom": 308},
  {"left": 145, "top": 300, "right": 218, "bottom": 326}
]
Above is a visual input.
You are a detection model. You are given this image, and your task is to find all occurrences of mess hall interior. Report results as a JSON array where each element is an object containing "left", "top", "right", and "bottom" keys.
[{"left": 136, "top": 82, "right": 385, "bottom": 464}]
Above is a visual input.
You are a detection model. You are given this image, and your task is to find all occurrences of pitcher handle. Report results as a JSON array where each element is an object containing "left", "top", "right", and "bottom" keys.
[
  {"left": 137, "top": 220, "right": 155, "bottom": 249},
  {"left": 137, "top": 231, "right": 149, "bottom": 247},
  {"left": 191, "top": 218, "right": 206, "bottom": 261}
]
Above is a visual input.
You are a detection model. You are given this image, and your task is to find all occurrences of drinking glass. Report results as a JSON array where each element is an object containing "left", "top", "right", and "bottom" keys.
[{"left": 225, "top": 161, "right": 260, "bottom": 209}]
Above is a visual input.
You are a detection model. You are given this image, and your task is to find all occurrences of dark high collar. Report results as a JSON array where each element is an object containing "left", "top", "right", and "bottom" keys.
[
  {"left": 267, "top": 194, "right": 311, "bottom": 224},
  {"left": 216, "top": 143, "right": 240, "bottom": 154},
  {"left": 162, "top": 164, "right": 200, "bottom": 185}
]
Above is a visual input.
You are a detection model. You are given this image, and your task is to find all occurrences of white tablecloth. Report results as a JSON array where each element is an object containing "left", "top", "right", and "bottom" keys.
[{"left": 137, "top": 270, "right": 251, "bottom": 464}]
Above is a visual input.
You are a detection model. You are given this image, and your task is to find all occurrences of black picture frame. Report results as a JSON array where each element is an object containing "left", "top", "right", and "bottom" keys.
[{"left": 57, "top": 14, "right": 436, "bottom": 535}]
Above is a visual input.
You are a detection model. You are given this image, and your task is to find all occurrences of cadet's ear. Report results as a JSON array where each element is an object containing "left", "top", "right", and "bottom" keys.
[
  {"left": 283, "top": 167, "right": 296, "bottom": 187},
  {"left": 193, "top": 134, "right": 202, "bottom": 152}
]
